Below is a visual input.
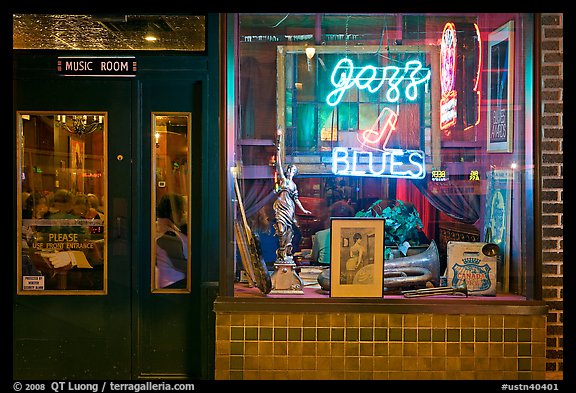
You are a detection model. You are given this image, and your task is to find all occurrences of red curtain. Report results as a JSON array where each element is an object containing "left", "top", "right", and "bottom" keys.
[{"left": 396, "top": 179, "right": 436, "bottom": 242}]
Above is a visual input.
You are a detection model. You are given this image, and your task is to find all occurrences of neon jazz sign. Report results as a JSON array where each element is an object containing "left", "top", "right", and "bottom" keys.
[
  {"left": 326, "top": 58, "right": 431, "bottom": 107},
  {"left": 323, "top": 56, "right": 429, "bottom": 180}
]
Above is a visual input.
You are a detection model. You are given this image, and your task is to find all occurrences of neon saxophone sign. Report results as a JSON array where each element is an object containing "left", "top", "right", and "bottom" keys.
[
  {"left": 325, "top": 58, "right": 431, "bottom": 107},
  {"left": 330, "top": 106, "right": 425, "bottom": 179}
]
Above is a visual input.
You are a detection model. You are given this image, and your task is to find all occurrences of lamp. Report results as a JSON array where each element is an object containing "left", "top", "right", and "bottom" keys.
[
  {"left": 56, "top": 114, "right": 103, "bottom": 136},
  {"left": 305, "top": 46, "right": 316, "bottom": 59},
  {"left": 305, "top": 46, "right": 316, "bottom": 71}
]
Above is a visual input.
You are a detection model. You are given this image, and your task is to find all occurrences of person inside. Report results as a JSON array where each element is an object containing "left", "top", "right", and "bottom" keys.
[
  {"left": 345, "top": 232, "right": 366, "bottom": 283},
  {"left": 311, "top": 200, "right": 355, "bottom": 266},
  {"left": 155, "top": 193, "right": 188, "bottom": 289}
]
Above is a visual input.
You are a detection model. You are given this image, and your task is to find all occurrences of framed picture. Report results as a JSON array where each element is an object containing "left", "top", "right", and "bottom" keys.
[
  {"left": 486, "top": 20, "right": 514, "bottom": 153},
  {"left": 483, "top": 168, "right": 513, "bottom": 292},
  {"left": 330, "top": 217, "right": 385, "bottom": 298}
]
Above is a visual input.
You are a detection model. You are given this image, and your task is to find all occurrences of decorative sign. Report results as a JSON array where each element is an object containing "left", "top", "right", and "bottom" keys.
[
  {"left": 440, "top": 22, "right": 458, "bottom": 131},
  {"left": 326, "top": 58, "right": 431, "bottom": 107},
  {"left": 331, "top": 147, "right": 425, "bottom": 179},
  {"left": 58, "top": 56, "right": 137, "bottom": 77}
]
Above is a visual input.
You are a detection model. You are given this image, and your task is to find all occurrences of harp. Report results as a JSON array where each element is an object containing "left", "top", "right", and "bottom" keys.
[{"left": 232, "top": 168, "right": 272, "bottom": 294}]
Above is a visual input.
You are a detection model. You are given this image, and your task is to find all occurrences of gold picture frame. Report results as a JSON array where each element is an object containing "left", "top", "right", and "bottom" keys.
[
  {"left": 486, "top": 20, "right": 515, "bottom": 153},
  {"left": 330, "top": 217, "right": 385, "bottom": 298}
]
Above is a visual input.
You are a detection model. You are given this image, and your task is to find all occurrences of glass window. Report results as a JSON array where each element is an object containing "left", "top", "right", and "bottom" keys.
[
  {"left": 13, "top": 14, "right": 205, "bottom": 51},
  {"left": 151, "top": 113, "right": 191, "bottom": 292},
  {"left": 17, "top": 112, "right": 107, "bottom": 294},
  {"left": 228, "top": 13, "right": 535, "bottom": 300}
]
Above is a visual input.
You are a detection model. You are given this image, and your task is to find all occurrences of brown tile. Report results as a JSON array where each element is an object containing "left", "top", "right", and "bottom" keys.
[
  {"left": 317, "top": 341, "right": 331, "bottom": 355},
  {"left": 404, "top": 314, "right": 418, "bottom": 327},
  {"left": 490, "top": 315, "right": 504, "bottom": 328},
  {"left": 388, "top": 342, "right": 403, "bottom": 356},
  {"left": 374, "top": 342, "right": 388, "bottom": 356},
  {"left": 346, "top": 313, "right": 360, "bottom": 327},
  {"left": 374, "top": 313, "right": 389, "bottom": 327},
  {"left": 303, "top": 313, "right": 316, "bottom": 327},
  {"left": 373, "top": 355, "right": 389, "bottom": 371},
  {"left": 344, "top": 356, "right": 360, "bottom": 371},
  {"left": 244, "top": 355, "right": 259, "bottom": 370},
  {"left": 360, "top": 313, "right": 374, "bottom": 327},
  {"left": 388, "top": 356, "right": 403, "bottom": 371},
  {"left": 447, "top": 314, "right": 460, "bottom": 327},
  {"left": 489, "top": 342, "right": 504, "bottom": 357},
  {"left": 389, "top": 314, "right": 402, "bottom": 327},
  {"left": 360, "top": 342, "right": 374, "bottom": 356},
  {"left": 460, "top": 357, "right": 475, "bottom": 371},
  {"left": 446, "top": 356, "right": 461, "bottom": 370},
  {"left": 417, "top": 356, "right": 432, "bottom": 371},
  {"left": 432, "top": 342, "right": 446, "bottom": 357},
  {"left": 273, "top": 342, "right": 288, "bottom": 356},
  {"left": 504, "top": 315, "right": 519, "bottom": 328},
  {"left": 403, "top": 356, "right": 419, "bottom": 371},
  {"left": 418, "top": 342, "right": 432, "bottom": 356},
  {"left": 403, "top": 342, "right": 418, "bottom": 356},
  {"left": 230, "top": 314, "right": 244, "bottom": 326},
  {"left": 317, "top": 313, "right": 331, "bottom": 327},
  {"left": 287, "top": 341, "right": 303, "bottom": 356},
  {"left": 330, "top": 312, "right": 346, "bottom": 326},
  {"left": 215, "top": 313, "right": 230, "bottom": 326},
  {"left": 215, "top": 326, "right": 230, "bottom": 341},
  {"left": 475, "top": 315, "right": 489, "bottom": 328},
  {"left": 301, "top": 356, "right": 316, "bottom": 369},
  {"left": 244, "top": 314, "right": 259, "bottom": 326},
  {"left": 260, "top": 314, "right": 274, "bottom": 326},
  {"left": 331, "top": 342, "right": 345, "bottom": 356},
  {"left": 258, "top": 341, "right": 273, "bottom": 355},
  {"left": 330, "top": 356, "right": 345, "bottom": 370},
  {"left": 274, "top": 313, "right": 288, "bottom": 327},
  {"left": 359, "top": 356, "right": 374, "bottom": 371},
  {"left": 273, "top": 355, "right": 288, "bottom": 370},
  {"left": 345, "top": 342, "right": 360, "bottom": 356},
  {"left": 461, "top": 315, "right": 475, "bottom": 327},
  {"left": 446, "top": 342, "right": 460, "bottom": 356},
  {"left": 475, "top": 342, "right": 489, "bottom": 356},
  {"left": 245, "top": 341, "right": 259, "bottom": 355},
  {"left": 288, "top": 313, "right": 303, "bottom": 327},
  {"left": 432, "top": 314, "right": 446, "bottom": 328}
]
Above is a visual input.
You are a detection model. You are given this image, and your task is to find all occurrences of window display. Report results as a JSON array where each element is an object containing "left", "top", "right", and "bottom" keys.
[{"left": 228, "top": 13, "right": 535, "bottom": 300}]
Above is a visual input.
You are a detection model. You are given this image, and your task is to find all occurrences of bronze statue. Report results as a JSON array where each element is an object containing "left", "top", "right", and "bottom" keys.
[{"left": 273, "top": 129, "right": 311, "bottom": 262}]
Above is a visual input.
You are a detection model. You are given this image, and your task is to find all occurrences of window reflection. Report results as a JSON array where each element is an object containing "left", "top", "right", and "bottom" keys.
[{"left": 152, "top": 113, "right": 191, "bottom": 292}]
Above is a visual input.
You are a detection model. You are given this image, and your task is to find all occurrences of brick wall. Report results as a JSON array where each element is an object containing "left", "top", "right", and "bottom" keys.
[{"left": 540, "top": 13, "right": 563, "bottom": 379}]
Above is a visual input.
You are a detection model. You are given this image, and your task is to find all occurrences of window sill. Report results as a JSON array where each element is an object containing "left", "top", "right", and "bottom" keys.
[{"left": 213, "top": 283, "right": 548, "bottom": 316}]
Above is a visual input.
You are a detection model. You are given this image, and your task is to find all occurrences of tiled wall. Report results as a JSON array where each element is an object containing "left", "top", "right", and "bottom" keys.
[{"left": 215, "top": 312, "right": 546, "bottom": 380}]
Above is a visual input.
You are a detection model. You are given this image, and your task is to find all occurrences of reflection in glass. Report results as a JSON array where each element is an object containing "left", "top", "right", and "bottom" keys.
[
  {"left": 152, "top": 113, "right": 191, "bottom": 292},
  {"left": 17, "top": 112, "right": 106, "bottom": 294}
]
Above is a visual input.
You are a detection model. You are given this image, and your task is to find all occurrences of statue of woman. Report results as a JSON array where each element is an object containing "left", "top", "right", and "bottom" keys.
[{"left": 273, "top": 130, "right": 311, "bottom": 262}]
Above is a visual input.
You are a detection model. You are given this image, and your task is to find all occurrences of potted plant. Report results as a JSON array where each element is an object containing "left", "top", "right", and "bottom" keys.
[{"left": 355, "top": 199, "right": 426, "bottom": 259}]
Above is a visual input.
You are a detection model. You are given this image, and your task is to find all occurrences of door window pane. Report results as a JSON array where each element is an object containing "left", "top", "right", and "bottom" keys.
[
  {"left": 17, "top": 112, "right": 107, "bottom": 294},
  {"left": 152, "top": 113, "right": 191, "bottom": 292}
]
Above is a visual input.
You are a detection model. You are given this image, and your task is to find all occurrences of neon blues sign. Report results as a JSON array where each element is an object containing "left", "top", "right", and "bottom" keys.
[
  {"left": 332, "top": 147, "right": 425, "bottom": 179},
  {"left": 326, "top": 58, "right": 431, "bottom": 107}
]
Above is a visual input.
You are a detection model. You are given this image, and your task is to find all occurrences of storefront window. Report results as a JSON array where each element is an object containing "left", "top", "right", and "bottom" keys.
[
  {"left": 227, "top": 13, "right": 535, "bottom": 300},
  {"left": 17, "top": 112, "right": 106, "bottom": 294}
]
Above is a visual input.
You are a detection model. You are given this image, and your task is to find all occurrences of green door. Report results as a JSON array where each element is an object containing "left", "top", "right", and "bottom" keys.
[{"left": 14, "top": 67, "right": 208, "bottom": 379}]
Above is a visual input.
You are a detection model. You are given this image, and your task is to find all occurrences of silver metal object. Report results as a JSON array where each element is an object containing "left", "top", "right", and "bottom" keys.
[{"left": 402, "top": 280, "right": 468, "bottom": 298}]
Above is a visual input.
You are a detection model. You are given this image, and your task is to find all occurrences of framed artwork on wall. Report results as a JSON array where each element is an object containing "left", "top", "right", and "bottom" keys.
[
  {"left": 483, "top": 168, "right": 513, "bottom": 292},
  {"left": 330, "top": 217, "right": 385, "bottom": 298},
  {"left": 486, "top": 20, "right": 515, "bottom": 153}
]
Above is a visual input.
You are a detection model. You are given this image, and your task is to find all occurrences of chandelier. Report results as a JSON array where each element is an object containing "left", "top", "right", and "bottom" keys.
[{"left": 56, "top": 115, "right": 103, "bottom": 136}]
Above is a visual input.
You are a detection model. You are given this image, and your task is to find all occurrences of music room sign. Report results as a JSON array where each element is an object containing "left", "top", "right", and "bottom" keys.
[{"left": 57, "top": 56, "right": 137, "bottom": 77}]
